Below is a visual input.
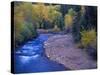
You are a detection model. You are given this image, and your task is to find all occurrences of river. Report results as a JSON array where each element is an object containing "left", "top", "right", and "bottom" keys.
[{"left": 14, "top": 34, "right": 68, "bottom": 73}]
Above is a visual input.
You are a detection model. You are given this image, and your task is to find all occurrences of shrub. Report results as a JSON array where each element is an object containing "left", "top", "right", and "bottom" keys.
[
  {"left": 81, "top": 29, "right": 97, "bottom": 48},
  {"left": 14, "top": 2, "right": 37, "bottom": 48}
]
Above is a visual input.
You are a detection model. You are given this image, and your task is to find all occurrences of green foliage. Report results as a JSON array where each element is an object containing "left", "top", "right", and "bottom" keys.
[
  {"left": 68, "top": 8, "right": 76, "bottom": 16},
  {"left": 14, "top": 2, "right": 65, "bottom": 48},
  {"left": 81, "top": 29, "right": 96, "bottom": 48},
  {"left": 14, "top": 2, "right": 37, "bottom": 48},
  {"left": 52, "top": 11, "right": 64, "bottom": 30},
  {"left": 14, "top": 2, "right": 97, "bottom": 53}
]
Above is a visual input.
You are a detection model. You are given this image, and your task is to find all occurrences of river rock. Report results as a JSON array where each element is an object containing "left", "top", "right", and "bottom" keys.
[{"left": 44, "top": 34, "right": 97, "bottom": 70}]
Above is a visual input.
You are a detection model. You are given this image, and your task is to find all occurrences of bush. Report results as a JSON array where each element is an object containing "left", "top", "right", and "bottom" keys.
[
  {"left": 81, "top": 29, "right": 96, "bottom": 48},
  {"left": 14, "top": 2, "right": 37, "bottom": 48},
  {"left": 81, "top": 29, "right": 97, "bottom": 60}
]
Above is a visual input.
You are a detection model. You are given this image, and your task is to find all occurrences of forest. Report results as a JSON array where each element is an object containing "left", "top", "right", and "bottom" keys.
[
  {"left": 14, "top": 2, "right": 97, "bottom": 58},
  {"left": 13, "top": 2, "right": 97, "bottom": 73}
]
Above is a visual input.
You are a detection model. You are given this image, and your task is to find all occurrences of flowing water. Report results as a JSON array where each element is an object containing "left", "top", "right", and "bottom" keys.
[{"left": 14, "top": 34, "right": 67, "bottom": 73}]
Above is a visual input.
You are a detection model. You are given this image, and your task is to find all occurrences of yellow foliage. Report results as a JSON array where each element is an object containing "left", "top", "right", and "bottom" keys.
[
  {"left": 81, "top": 29, "right": 97, "bottom": 48},
  {"left": 64, "top": 8, "right": 76, "bottom": 28},
  {"left": 14, "top": 2, "right": 33, "bottom": 32},
  {"left": 64, "top": 14, "right": 73, "bottom": 27},
  {"left": 14, "top": 2, "right": 37, "bottom": 47},
  {"left": 32, "top": 3, "right": 62, "bottom": 27},
  {"left": 32, "top": 3, "right": 49, "bottom": 21}
]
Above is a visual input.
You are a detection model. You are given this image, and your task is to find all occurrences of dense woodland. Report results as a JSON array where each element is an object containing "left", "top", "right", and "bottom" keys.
[{"left": 13, "top": 2, "right": 97, "bottom": 60}]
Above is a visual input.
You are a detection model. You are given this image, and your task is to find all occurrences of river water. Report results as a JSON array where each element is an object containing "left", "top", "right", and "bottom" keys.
[{"left": 14, "top": 34, "right": 67, "bottom": 73}]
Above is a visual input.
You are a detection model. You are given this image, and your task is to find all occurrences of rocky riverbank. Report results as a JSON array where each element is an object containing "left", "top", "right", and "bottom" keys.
[{"left": 44, "top": 33, "right": 97, "bottom": 70}]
